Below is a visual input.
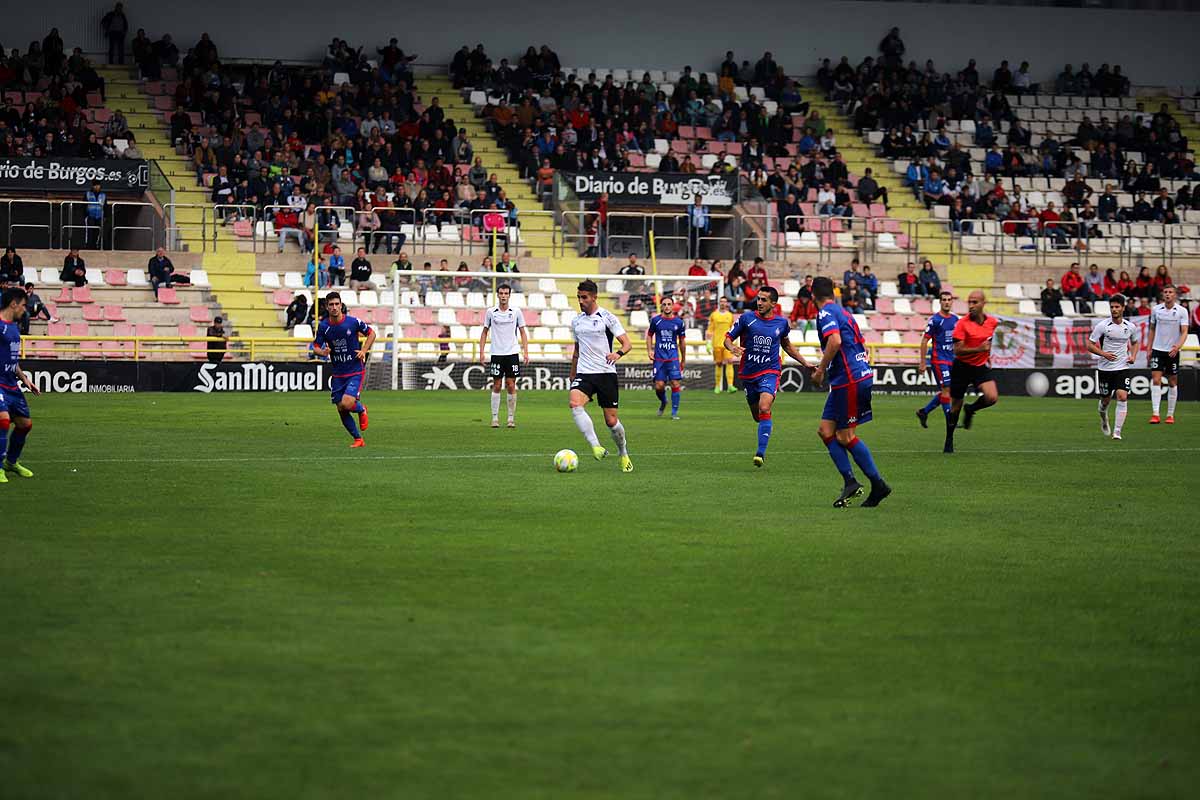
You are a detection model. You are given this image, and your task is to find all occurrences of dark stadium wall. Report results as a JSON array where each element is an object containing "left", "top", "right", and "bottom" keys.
[{"left": 24, "top": 0, "right": 1199, "bottom": 85}]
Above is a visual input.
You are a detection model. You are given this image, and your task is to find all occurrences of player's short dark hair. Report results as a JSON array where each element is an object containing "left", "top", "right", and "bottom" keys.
[
  {"left": 497, "top": 283, "right": 511, "bottom": 293},
  {"left": 577, "top": 279, "right": 598, "bottom": 295},
  {"left": 1110, "top": 293, "right": 1126, "bottom": 305},
  {"left": 1162, "top": 283, "right": 1176, "bottom": 292},
  {"left": 761, "top": 285, "right": 778, "bottom": 301},
  {"left": 325, "top": 291, "right": 341, "bottom": 303},
  {"left": 940, "top": 290, "right": 953, "bottom": 299},
  {"left": 811, "top": 276, "right": 834, "bottom": 301},
  {"left": 1, "top": 287, "right": 28, "bottom": 308}
]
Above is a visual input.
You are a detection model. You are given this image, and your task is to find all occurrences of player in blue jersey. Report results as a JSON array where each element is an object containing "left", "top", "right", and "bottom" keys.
[
  {"left": 724, "top": 286, "right": 812, "bottom": 468},
  {"left": 916, "top": 290, "right": 958, "bottom": 428},
  {"left": 810, "top": 277, "right": 891, "bottom": 507},
  {"left": 312, "top": 291, "right": 376, "bottom": 448},
  {"left": 646, "top": 299, "right": 687, "bottom": 419},
  {"left": 0, "top": 287, "right": 40, "bottom": 483}
]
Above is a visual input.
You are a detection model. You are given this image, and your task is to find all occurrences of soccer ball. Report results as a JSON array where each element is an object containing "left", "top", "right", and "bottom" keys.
[{"left": 554, "top": 449, "right": 579, "bottom": 472}]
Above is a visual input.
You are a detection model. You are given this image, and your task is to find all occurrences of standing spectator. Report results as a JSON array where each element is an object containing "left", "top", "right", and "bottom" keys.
[
  {"left": 0, "top": 248, "right": 24, "bottom": 286},
  {"left": 897, "top": 262, "right": 922, "bottom": 295},
  {"left": 917, "top": 260, "right": 941, "bottom": 296},
  {"left": 147, "top": 247, "right": 175, "bottom": 297},
  {"left": 101, "top": 3, "right": 128, "bottom": 65},
  {"left": 1041, "top": 279, "right": 1063, "bottom": 317},
  {"left": 61, "top": 249, "right": 87, "bottom": 286},
  {"left": 205, "top": 316, "right": 228, "bottom": 364},
  {"left": 327, "top": 246, "right": 347, "bottom": 286},
  {"left": 350, "top": 248, "right": 376, "bottom": 290},
  {"left": 84, "top": 182, "right": 106, "bottom": 249}
]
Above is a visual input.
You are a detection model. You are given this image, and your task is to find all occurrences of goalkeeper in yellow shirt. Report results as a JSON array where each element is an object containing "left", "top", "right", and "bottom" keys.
[{"left": 708, "top": 295, "right": 737, "bottom": 393}]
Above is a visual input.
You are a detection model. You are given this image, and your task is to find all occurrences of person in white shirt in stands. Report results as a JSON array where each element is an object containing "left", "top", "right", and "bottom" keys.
[
  {"left": 1145, "top": 284, "right": 1189, "bottom": 424},
  {"left": 1087, "top": 294, "right": 1138, "bottom": 440},
  {"left": 479, "top": 283, "right": 529, "bottom": 429},
  {"left": 568, "top": 280, "right": 635, "bottom": 472}
]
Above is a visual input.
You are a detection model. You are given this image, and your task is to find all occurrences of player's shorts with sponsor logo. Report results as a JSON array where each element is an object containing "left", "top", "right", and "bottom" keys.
[
  {"left": 1097, "top": 369, "right": 1131, "bottom": 396},
  {"left": 1148, "top": 349, "right": 1180, "bottom": 376},
  {"left": 490, "top": 353, "right": 521, "bottom": 379},
  {"left": 742, "top": 371, "right": 780, "bottom": 397},
  {"left": 571, "top": 373, "right": 619, "bottom": 409},
  {"left": 0, "top": 385, "right": 30, "bottom": 418},
  {"left": 822, "top": 377, "right": 874, "bottom": 428},
  {"left": 653, "top": 358, "right": 682, "bottom": 382},
  {"left": 329, "top": 370, "right": 364, "bottom": 404},
  {"left": 929, "top": 357, "right": 952, "bottom": 388},
  {"left": 949, "top": 360, "right": 994, "bottom": 399}
]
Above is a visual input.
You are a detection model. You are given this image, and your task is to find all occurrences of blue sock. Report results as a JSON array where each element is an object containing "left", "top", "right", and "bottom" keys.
[
  {"left": 656, "top": 388, "right": 666, "bottom": 410},
  {"left": 6, "top": 427, "right": 27, "bottom": 463},
  {"left": 0, "top": 424, "right": 8, "bottom": 461},
  {"left": 353, "top": 401, "right": 365, "bottom": 414},
  {"left": 940, "top": 397, "right": 952, "bottom": 417},
  {"left": 756, "top": 417, "right": 772, "bottom": 456},
  {"left": 846, "top": 436, "right": 881, "bottom": 481},
  {"left": 824, "top": 437, "right": 855, "bottom": 482},
  {"left": 671, "top": 390, "right": 680, "bottom": 415},
  {"left": 339, "top": 411, "right": 360, "bottom": 439},
  {"left": 921, "top": 395, "right": 941, "bottom": 414}
]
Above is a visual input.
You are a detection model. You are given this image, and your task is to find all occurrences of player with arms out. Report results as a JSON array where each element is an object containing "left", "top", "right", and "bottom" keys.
[
  {"left": 312, "top": 291, "right": 375, "bottom": 447},
  {"left": 0, "top": 287, "right": 40, "bottom": 482},
  {"left": 568, "top": 280, "right": 635, "bottom": 472},
  {"left": 479, "top": 283, "right": 529, "bottom": 428},
  {"left": 944, "top": 290, "right": 1000, "bottom": 454},
  {"left": 1087, "top": 294, "right": 1138, "bottom": 440},
  {"left": 916, "top": 290, "right": 957, "bottom": 428},
  {"left": 724, "top": 286, "right": 811, "bottom": 468},
  {"left": 708, "top": 295, "right": 737, "bottom": 393},
  {"left": 646, "top": 298, "right": 686, "bottom": 419},
  {"left": 809, "top": 277, "right": 890, "bottom": 507},
  {"left": 1145, "top": 284, "right": 1189, "bottom": 424}
]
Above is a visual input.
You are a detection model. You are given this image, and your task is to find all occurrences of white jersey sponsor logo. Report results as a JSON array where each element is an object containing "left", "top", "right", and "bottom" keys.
[
  {"left": 1089, "top": 317, "right": 1138, "bottom": 371},
  {"left": 483, "top": 305, "right": 525, "bottom": 356},
  {"left": 1149, "top": 303, "right": 1187, "bottom": 352},
  {"left": 571, "top": 307, "right": 625, "bottom": 375}
]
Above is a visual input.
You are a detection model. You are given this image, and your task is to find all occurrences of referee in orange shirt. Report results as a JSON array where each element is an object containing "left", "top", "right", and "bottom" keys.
[{"left": 945, "top": 290, "right": 1000, "bottom": 453}]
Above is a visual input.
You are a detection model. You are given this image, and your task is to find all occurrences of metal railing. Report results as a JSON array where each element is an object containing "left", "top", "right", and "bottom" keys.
[
  {"left": 111, "top": 201, "right": 158, "bottom": 252},
  {"left": 7, "top": 199, "right": 53, "bottom": 249},
  {"left": 163, "top": 202, "right": 210, "bottom": 252},
  {"left": 211, "top": 204, "right": 258, "bottom": 251}
]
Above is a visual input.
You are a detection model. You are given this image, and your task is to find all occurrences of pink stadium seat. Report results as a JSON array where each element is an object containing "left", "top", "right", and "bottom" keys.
[
  {"left": 103, "top": 305, "right": 126, "bottom": 322},
  {"left": 852, "top": 204, "right": 870, "bottom": 218},
  {"left": 805, "top": 189, "right": 817, "bottom": 202},
  {"left": 54, "top": 287, "right": 72, "bottom": 303},
  {"left": 799, "top": 203, "right": 815, "bottom": 217},
  {"left": 695, "top": 127, "right": 712, "bottom": 140},
  {"left": 952, "top": 300, "right": 968, "bottom": 316},
  {"left": 874, "top": 298, "right": 894, "bottom": 314},
  {"left": 27, "top": 339, "right": 55, "bottom": 359},
  {"left": 154, "top": 96, "right": 173, "bottom": 110},
  {"left": 669, "top": 139, "right": 689, "bottom": 154},
  {"left": 350, "top": 308, "right": 371, "bottom": 322},
  {"left": 825, "top": 218, "right": 844, "bottom": 233},
  {"left": 113, "top": 323, "right": 134, "bottom": 337},
  {"left": 93, "top": 107, "right": 111, "bottom": 123},
  {"left": 234, "top": 220, "right": 253, "bottom": 237},
  {"left": 72, "top": 286, "right": 94, "bottom": 303},
  {"left": 455, "top": 309, "right": 477, "bottom": 325},
  {"left": 864, "top": 330, "right": 883, "bottom": 345},
  {"left": 894, "top": 234, "right": 911, "bottom": 249},
  {"left": 104, "top": 270, "right": 127, "bottom": 286},
  {"left": 912, "top": 298, "right": 933, "bottom": 315},
  {"left": 889, "top": 314, "right": 910, "bottom": 332},
  {"left": 69, "top": 323, "right": 89, "bottom": 337},
  {"left": 48, "top": 322, "right": 69, "bottom": 336},
  {"left": 870, "top": 315, "right": 891, "bottom": 331},
  {"left": 373, "top": 307, "right": 393, "bottom": 325},
  {"left": 273, "top": 289, "right": 293, "bottom": 306},
  {"left": 724, "top": 142, "right": 742, "bottom": 156},
  {"left": 177, "top": 324, "right": 206, "bottom": 359},
  {"left": 901, "top": 331, "right": 923, "bottom": 345},
  {"left": 678, "top": 126, "right": 695, "bottom": 139},
  {"left": 177, "top": 324, "right": 197, "bottom": 336},
  {"left": 189, "top": 305, "right": 212, "bottom": 323},
  {"left": 522, "top": 309, "right": 539, "bottom": 326},
  {"left": 820, "top": 232, "right": 840, "bottom": 248},
  {"left": 414, "top": 308, "right": 435, "bottom": 325},
  {"left": 134, "top": 323, "right": 155, "bottom": 337},
  {"left": 157, "top": 288, "right": 180, "bottom": 304},
  {"left": 869, "top": 203, "right": 887, "bottom": 217},
  {"left": 869, "top": 218, "right": 901, "bottom": 234},
  {"left": 82, "top": 304, "right": 104, "bottom": 322}
]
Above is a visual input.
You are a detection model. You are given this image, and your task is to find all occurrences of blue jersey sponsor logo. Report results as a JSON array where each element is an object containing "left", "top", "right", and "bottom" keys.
[
  {"left": 314, "top": 315, "right": 371, "bottom": 377},
  {"left": 648, "top": 314, "right": 686, "bottom": 361},
  {"left": 924, "top": 312, "right": 958, "bottom": 363},
  {"left": 727, "top": 311, "right": 790, "bottom": 378}
]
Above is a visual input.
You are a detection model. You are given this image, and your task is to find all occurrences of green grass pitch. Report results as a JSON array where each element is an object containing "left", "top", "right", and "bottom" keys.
[{"left": 2, "top": 390, "right": 1198, "bottom": 799}]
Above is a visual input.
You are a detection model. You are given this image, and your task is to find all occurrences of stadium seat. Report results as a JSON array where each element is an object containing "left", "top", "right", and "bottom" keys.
[
  {"left": 134, "top": 323, "right": 155, "bottom": 337},
  {"left": 1018, "top": 300, "right": 1038, "bottom": 315},
  {"left": 284, "top": 272, "right": 305, "bottom": 289},
  {"left": 340, "top": 290, "right": 359, "bottom": 306},
  {"left": 629, "top": 309, "right": 650, "bottom": 329},
  {"left": 39, "top": 267, "right": 61, "bottom": 286},
  {"left": 260, "top": 272, "right": 282, "bottom": 288},
  {"left": 445, "top": 292, "right": 465, "bottom": 309},
  {"left": 892, "top": 298, "right": 912, "bottom": 315},
  {"left": 189, "top": 305, "right": 212, "bottom": 323},
  {"left": 541, "top": 309, "right": 560, "bottom": 327},
  {"left": 359, "top": 290, "right": 380, "bottom": 307},
  {"left": 528, "top": 293, "right": 547, "bottom": 310},
  {"left": 292, "top": 324, "right": 314, "bottom": 339},
  {"left": 436, "top": 308, "right": 456, "bottom": 325},
  {"left": 550, "top": 293, "right": 570, "bottom": 310},
  {"left": 466, "top": 292, "right": 487, "bottom": 309},
  {"left": 127, "top": 269, "right": 149, "bottom": 287},
  {"left": 82, "top": 304, "right": 104, "bottom": 322},
  {"left": 189, "top": 270, "right": 211, "bottom": 288},
  {"left": 157, "top": 288, "right": 180, "bottom": 304},
  {"left": 72, "top": 286, "right": 94, "bottom": 303},
  {"left": 104, "top": 270, "right": 127, "bottom": 286},
  {"left": 537, "top": 278, "right": 558, "bottom": 293},
  {"left": 103, "top": 305, "right": 126, "bottom": 322},
  {"left": 54, "top": 287, "right": 73, "bottom": 304},
  {"left": 272, "top": 289, "right": 293, "bottom": 306},
  {"left": 85, "top": 268, "right": 105, "bottom": 285},
  {"left": 423, "top": 290, "right": 444, "bottom": 307}
]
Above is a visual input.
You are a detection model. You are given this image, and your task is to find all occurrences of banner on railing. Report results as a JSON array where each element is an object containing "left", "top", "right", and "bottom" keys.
[
  {"left": 21, "top": 360, "right": 326, "bottom": 393},
  {"left": 0, "top": 156, "right": 150, "bottom": 194},
  {"left": 566, "top": 171, "right": 737, "bottom": 206},
  {"left": 988, "top": 314, "right": 1153, "bottom": 369}
]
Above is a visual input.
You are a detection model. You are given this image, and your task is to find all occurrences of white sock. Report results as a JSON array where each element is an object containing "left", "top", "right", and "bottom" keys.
[
  {"left": 608, "top": 420, "right": 628, "bottom": 456},
  {"left": 1167, "top": 387, "right": 1178, "bottom": 417},
  {"left": 490, "top": 392, "right": 501, "bottom": 419},
  {"left": 1098, "top": 398, "right": 1109, "bottom": 422},
  {"left": 1115, "top": 400, "right": 1128, "bottom": 433},
  {"left": 507, "top": 393, "right": 517, "bottom": 421},
  {"left": 1151, "top": 383, "right": 1162, "bottom": 415},
  {"left": 572, "top": 406, "right": 601, "bottom": 447}
]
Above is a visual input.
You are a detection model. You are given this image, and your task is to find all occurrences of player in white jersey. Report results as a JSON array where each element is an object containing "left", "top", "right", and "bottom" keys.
[
  {"left": 479, "top": 283, "right": 529, "bottom": 428},
  {"left": 1144, "top": 284, "right": 1189, "bottom": 424},
  {"left": 568, "top": 280, "right": 635, "bottom": 472},
  {"left": 1087, "top": 294, "right": 1138, "bottom": 440}
]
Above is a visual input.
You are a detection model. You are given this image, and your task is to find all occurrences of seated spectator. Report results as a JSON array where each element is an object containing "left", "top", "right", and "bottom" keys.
[
  {"left": 0, "top": 248, "right": 24, "bottom": 286},
  {"left": 789, "top": 274, "right": 818, "bottom": 329},
  {"left": 687, "top": 259, "right": 707, "bottom": 278},
  {"left": 855, "top": 167, "right": 889, "bottom": 209},
  {"left": 350, "top": 248, "right": 376, "bottom": 290},
  {"left": 1084, "top": 264, "right": 1105, "bottom": 300},
  {"left": 1041, "top": 279, "right": 1063, "bottom": 317},
  {"left": 897, "top": 261, "right": 922, "bottom": 295},
  {"left": 917, "top": 260, "right": 941, "bottom": 296},
  {"left": 275, "top": 207, "right": 304, "bottom": 252},
  {"left": 1039, "top": 202, "right": 1067, "bottom": 247},
  {"left": 842, "top": 278, "right": 867, "bottom": 313},
  {"left": 61, "top": 249, "right": 87, "bottom": 286},
  {"left": 777, "top": 192, "right": 803, "bottom": 233},
  {"left": 859, "top": 266, "right": 879, "bottom": 302},
  {"left": 147, "top": 247, "right": 176, "bottom": 297},
  {"left": 922, "top": 170, "right": 947, "bottom": 209},
  {"left": 1060, "top": 262, "right": 1089, "bottom": 308},
  {"left": 327, "top": 246, "right": 346, "bottom": 286},
  {"left": 305, "top": 255, "right": 330, "bottom": 288},
  {"left": 285, "top": 293, "right": 308, "bottom": 329}
]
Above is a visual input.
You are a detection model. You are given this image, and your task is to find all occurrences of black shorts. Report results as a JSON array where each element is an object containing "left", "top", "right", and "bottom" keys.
[
  {"left": 571, "top": 373, "right": 619, "bottom": 409},
  {"left": 1148, "top": 349, "right": 1180, "bottom": 376},
  {"left": 949, "top": 360, "right": 994, "bottom": 400},
  {"left": 1097, "top": 369, "right": 1131, "bottom": 396},
  {"left": 490, "top": 354, "right": 521, "bottom": 379}
]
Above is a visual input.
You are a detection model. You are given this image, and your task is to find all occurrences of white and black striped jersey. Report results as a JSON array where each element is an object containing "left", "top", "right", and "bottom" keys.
[{"left": 1089, "top": 316, "right": 1138, "bottom": 371}]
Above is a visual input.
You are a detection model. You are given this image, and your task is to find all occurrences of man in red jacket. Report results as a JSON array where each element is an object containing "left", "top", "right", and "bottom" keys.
[{"left": 1060, "top": 261, "right": 1087, "bottom": 310}]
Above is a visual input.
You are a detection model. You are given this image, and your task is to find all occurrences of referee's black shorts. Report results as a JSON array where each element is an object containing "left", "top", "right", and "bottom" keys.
[
  {"left": 570, "top": 373, "right": 619, "bottom": 408},
  {"left": 949, "top": 360, "right": 994, "bottom": 400}
]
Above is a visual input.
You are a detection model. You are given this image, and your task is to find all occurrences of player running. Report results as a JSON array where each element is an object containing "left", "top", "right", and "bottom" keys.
[
  {"left": 312, "top": 291, "right": 375, "bottom": 448},
  {"left": 708, "top": 295, "right": 737, "bottom": 393},
  {"left": 568, "top": 280, "right": 635, "bottom": 472},
  {"left": 0, "top": 287, "right": 40, "bottom": 482},
  {"left": 1087, "top": 294, "right": 1138, "bottom": 440},
  {"left": 1145, "top": 284, "right": 1189, "bottom": 424},
  {"left": 916, "top": 290, "right": 958, "bottom": 428},
  {"left": 944, "top": 290, "right": 999, "bottom": 454},
  {"left": 479, "top": 283, "right": 529, "bottom": 428},
  {"left": 646, "top": 298, "right": 686, "bottom": 419},
  {"left": 809, "top": 277, "right": 890, "bottom": 507},
  {"left": 724, "top": 286, "right": 811, "bottom": 468}
]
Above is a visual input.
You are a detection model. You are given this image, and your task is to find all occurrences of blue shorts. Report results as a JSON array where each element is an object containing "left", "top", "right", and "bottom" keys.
[
  {"left": 742, "top": 372, "right": 780, "bottom": 397},
  {"left": 0, "top": 386, "right": 31, "bottom": 419},
  {"left": 330, "top": 371, "right": 364, "bottom": 404},
  {"left": 653, "top": 359, "right": 682, "bottom": 382},
  {"left": 930, "top": 359, "right": 952, "bottom": 388},
  {"left": 822, "top": 377, "right": 874, "bottom": 429}
]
